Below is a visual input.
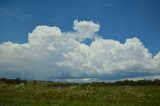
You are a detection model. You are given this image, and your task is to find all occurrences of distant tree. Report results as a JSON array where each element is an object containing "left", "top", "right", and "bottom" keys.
[{"left": 15, "top": 78, "right": 21, "bottom": 84}]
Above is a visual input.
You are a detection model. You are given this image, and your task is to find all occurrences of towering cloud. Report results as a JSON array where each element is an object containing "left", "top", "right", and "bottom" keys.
[{"left": 0, "top": 20, "right": 160, "bottom": 81}]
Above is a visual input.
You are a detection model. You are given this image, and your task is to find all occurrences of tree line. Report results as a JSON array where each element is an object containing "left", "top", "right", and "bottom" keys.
[{"left": 0, "top": 77, "right": 160, "bottom": 86}]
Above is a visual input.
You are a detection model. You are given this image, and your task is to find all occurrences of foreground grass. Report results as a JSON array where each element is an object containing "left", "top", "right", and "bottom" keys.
[{"left": 0, "top": 82, "right": 160, "bottom": 106}]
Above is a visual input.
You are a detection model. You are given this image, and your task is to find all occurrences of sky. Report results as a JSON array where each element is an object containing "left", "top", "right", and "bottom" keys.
[{"left": 0, "top": 0, "right": 160, "bottom": 82}]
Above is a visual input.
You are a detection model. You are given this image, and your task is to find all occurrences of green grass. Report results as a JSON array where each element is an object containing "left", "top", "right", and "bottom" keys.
[{"left": 0, "top": 82, "right": 160, "bottom": 106}]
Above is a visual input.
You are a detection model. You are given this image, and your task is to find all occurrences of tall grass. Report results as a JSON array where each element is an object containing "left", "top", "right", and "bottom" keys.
[{"left": 0, "top": 81, "right": 160, "bottom": 106}]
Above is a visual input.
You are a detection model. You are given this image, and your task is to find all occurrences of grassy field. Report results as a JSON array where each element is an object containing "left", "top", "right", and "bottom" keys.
[{"left": 0, "top": 82, "right": 160, "bottom": 106}]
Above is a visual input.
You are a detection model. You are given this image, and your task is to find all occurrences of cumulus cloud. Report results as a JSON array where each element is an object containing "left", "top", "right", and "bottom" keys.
[
  {"left": 0, "top": 20, "right": 160, "bottom": 81},
  {"left": 63, "top": 20, "right": 100, "bottom": 41}
]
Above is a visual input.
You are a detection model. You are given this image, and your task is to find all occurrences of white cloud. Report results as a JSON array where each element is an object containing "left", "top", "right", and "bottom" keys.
[
  {"left": 63, "top": 20, "right": 100, "bottom": 41},
  {"left": 0, "top": 20, "right": 160, "bottom": 81}
]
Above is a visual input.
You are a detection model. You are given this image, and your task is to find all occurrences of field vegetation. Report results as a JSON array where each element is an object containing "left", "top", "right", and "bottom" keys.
[{"left": 0, "top": 78, "right": 160, "bottom": 106}]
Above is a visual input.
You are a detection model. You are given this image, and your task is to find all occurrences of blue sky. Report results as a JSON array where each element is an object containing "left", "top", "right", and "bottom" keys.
[
  {"left": 0, "top": 0, "right": 160, "bottom": 81},
  {"left": 0, "top": 0, "right": 160, "bottom": 55}
]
